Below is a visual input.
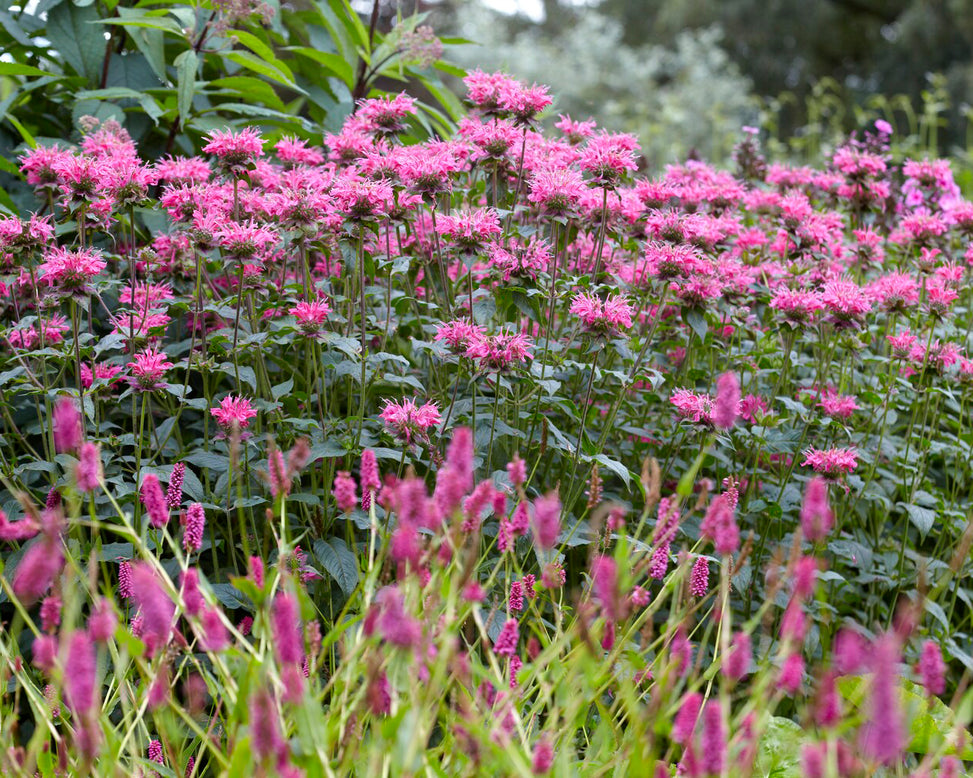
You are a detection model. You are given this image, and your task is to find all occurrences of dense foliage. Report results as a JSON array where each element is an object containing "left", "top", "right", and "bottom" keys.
[{"left": 1, "top": 3, "right": 973, "bottom": 776}]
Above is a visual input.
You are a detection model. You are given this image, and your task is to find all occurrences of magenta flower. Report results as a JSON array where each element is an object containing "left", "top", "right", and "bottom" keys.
[
  {"left": 64, "top": 629, "right": 97, "bottom": 716},
  {"left": 127, "top": 348, "right": 173, "bottom": 391},
  {"left": 493, "top": 618, "right": 519, "bottom": 657},
  {"left": 724, "top": 631, "right": 751, "bottom": 681},
  {"left": 52, "top": 396, "right": 82, "bottom": 454},
  {"left": 182, "top": 503, "right": 205, "bottom": 553},
  {"left": 379, "top": 397, "right": 441, "bottom": 443},
  {"left": 689, "top": 556, "right": 709, "bottom": 597},
  {"left": 210, "top": 395, "right": 258, "bottom": 433},
  {"left": 272, "top": 592, "right": 303, "bottom": 665},
  {"left": 918, "top": 640, "right": 945, "bottom": 696},
  {"left": 712, "top": 372, "right": 740, "bottom": 429},
  {"left": 129, "top": 562, "right": 175, "bottom": 655},
  {"left": 166, "top": 462, "right": 185, "bottom": 509},
  {"left": 75, "top": 442, "right": 102, "bottom": 492},
  {"left": 672, "top": 692, "right": 702, "bottom": 744},
  {"left": 12, "top": 536, "right": 64, "bottom": 606},
  {"left": 435, "top": 208, "right": 501, "bottom": 252},
  {"left": 860, "top": 633, "right": 905, "bottom": 765},
  {"left": 528, "top": 167, "right": 586, "bottom": 215},
  {"left": 532, "top": 737, "right": 554, "bottom": 774},
  {"left": 357, "top": 92, "right": 417, "bottom": 136},
  {"left": 801, "top": 447, "right": 858, "bottom": 479},
  {"left": 532, "top": 491, "right": 561, "bottom": 550},
  {"left": 333, "top": 471, "right": 357, "bottom": 514},
  {"left": 140, "top": 474, "right": 169, "bottom": 529},
  {"left": 570, "top": 292, "right": 635, "bottom": 336},
  {"left": 670, "top": 388, "right": 715, "bottom": 425}
]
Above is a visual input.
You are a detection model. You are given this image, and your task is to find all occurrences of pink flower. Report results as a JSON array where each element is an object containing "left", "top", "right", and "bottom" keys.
[
  {"left": 570, "top": 293, "right": 634, "bottom": 336},
  {"left": 371, "top": 585, "right": 422, "bottom": 648},
  {"left": 360, "top": 449, "right": 381, "bottom": 511},
  {"left": 130, "top": 562, "right": 175, "bottom": 655},
  {"left": 528, "top": 167, "right": 586, "bottom": 215},
  {"left": 466, "top": 332, "right": 533, "bottom": 371},
  {"left": 435, "top": 320, "right": 485, "bottom": 355},
  {"left": 860, "top": 633, "right": 905, "bottom": 765},
  {"left": 672, "top": 692, "right": 702, "bottom": 744},
  {"left": 379, "top": 398, "right": 442, "bottom": 443},
  {"left": 670, "top": 388, "right": 715, "bottom": 425},
  {"left": 291, "top": 299, "right": 331, "bottom": 336},
  {"left": 724, "top": 632, "right": 751, "bottom": 680},
  {"left": 778, "top": 652, "right": 804, "bottom": 695},
  {"left": 357, "top": 92, "right": 417, "bottom": 136},
  {"left": 435, "top": 208, "right": 502, "bottom": 252},
  {"left": 531, "top": 737, "right": 554, "bottom": 774},
  {"left": 700, "top": 702, "right": 726, "bottom": 775},
  {"left": 39, "top": 247, "right": 106, "bottom": 293},
  {"left": 506, "top": 454, "right": 526, "bottom": 487},
  {"left": 203, "top": 127, "right": 264, "bottom": 172},
  {"left": 127, "top": 348, "right": 174, "bottom": 391},
  {"left": 579, "top": 131, "right": 639, "bottom": 188},
  {"left": 210, "top": 395, "right": 258, "bottom": 432},
  {"left": 801, "top": 447, "right": 858, "bottom": 479}
]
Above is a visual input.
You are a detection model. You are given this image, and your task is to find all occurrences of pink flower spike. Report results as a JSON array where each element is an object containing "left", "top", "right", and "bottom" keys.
[
  {"left": 52, "top": 396, "right": 82, "bottom": 453},
  {"left": 140, "top": 474, "right": 169, "bottom": 529},
  {"left": 713, "top": 372, "right": 740, "bottom": 429}
]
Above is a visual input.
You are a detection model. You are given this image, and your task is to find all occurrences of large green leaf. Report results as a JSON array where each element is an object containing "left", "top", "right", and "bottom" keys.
[
  {"left": 46, "top": 1, "right": 103, "bottom": 83},
  {"left": 313, "top": 537, "right": 359, "bottom": 595}
]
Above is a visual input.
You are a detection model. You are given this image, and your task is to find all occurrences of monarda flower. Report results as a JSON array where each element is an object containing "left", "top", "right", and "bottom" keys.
[
  {"left": 465, "top": 332, "right": 533, "bottom": 372},
  {"left": 210, "top": 394, "right": 258, "bottom": 434},
  {"left": 182, "top": 503, "right": 205, "bottom": 553},
  {"left": 203, "top": 127, "right": 264, "bottom": 174},
  {"left": 801, "top": 447, "right": 858, "bottom": 480},
  {"left": 379, "top": 397, "right": 441, "bottom": 443},
  {"left": 434, "top": 320, "right": 486, "bottom": 355},
  {"left": 291, "top": 299, "right": 331, "bottom": 336},
  {"left": 570, "top": 292, "right": 635, "bottom": 337},
  {"left": 140, "top": 474, "right": 169, "bottom": 529},
  {"left": 38, "top": 246, "right": 106, "bottom": 294},
  {"left": 127, "top": 348, "right": 173, "bottom": 391}
]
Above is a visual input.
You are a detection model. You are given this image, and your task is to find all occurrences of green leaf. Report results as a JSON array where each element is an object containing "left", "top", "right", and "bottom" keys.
[
  {"left": 210, "top": 76, "right": 286, "bottom": 111},
  {"left": 174, "top": 49, "right": 197, "bottom": 123},
  {"left": 593, "top": 454, "right": 631, "bottom": 488},
  {"left": 222, "top": 50, "right": 306, "bottom": 94},
  {"left": 75, "top": 87, "right": 163, "bottom": 124},
  {"left": 210, "top": 583, "right": 249, "bottom": 611},
  {"left": 756, "top": 717, "right": 802, "bottom": 778},
  {"left": 902, "top": 502, "right": 936, "bottom": 537},
  {"left": 272, "top": 378, "right": 294, "bottom": 401},
  {"left": 115, "top": 7, "right": 167, "bottom": 82},
  {"left": 313, "top": 537, "right": 359, "bottom": 595},
  {"left": 289, "top": 46, "right": 355, "bottom": 89},
  {"left": 684, "top": 308, "right": 708, "bottom": 340},
  {"left": 46, "top": 1, "right": 103, "bottom": 83},
  {"left": 0, "top": 63, "right": 55, "bottom": 77}
]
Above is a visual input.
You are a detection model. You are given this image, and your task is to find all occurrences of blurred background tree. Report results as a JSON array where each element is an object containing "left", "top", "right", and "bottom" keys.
[{"left": 423, "top": 0, "right": 973, "bottom": 170}]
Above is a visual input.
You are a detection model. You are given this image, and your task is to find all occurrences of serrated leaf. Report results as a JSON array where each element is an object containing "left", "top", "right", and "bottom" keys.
[{"left": 901, "top": 502, "right": 936, "bottom": 537}]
